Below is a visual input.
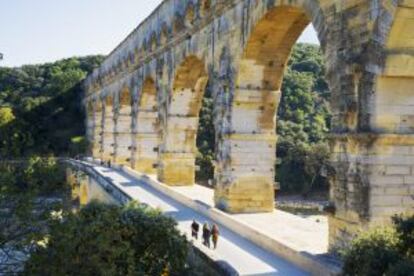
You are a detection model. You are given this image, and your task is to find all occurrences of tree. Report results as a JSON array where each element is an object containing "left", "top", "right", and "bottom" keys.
[
  {"left": 0, "top": 107, "right": 15, "bottom": 127},
  {"left": 196, "top": 83, "right": 215, "bottom": 183},
  {"left": 0, "top": 157, "right": 67, "bottom": 274},
  {"left": 23, "top": 202, "right": 190, "bottom": 276},
  {"left": 342, "top": 215, "right": 414, "bottom": 276},
  {"left": 0, "top": 55, "right": 104, "bottom": 157}
]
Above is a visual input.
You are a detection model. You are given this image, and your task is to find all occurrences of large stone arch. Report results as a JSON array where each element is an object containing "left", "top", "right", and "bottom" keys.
[
  {"left": 115, "top": 86, "right": 133, "bottom": 165},
  {"left": 372, "top": 3, "right": 414, "bottom": 133},
  {"left": 329, "top": 2, "right": 414, "bottom": 249},
  {"left": 135, "top": 77, "right": 159, "bottom": 174},
  {"left": 159, "top": 55, "right": 209, "bottom": 185},
  {"left": 214, "top": 3, "right": 327, "bottom": 214},
  {"left": 102, "top": 94, "right": 115, "bottom": 162},
  {"left": 83, "top": 0, "right": 414, "bottom": 250}
]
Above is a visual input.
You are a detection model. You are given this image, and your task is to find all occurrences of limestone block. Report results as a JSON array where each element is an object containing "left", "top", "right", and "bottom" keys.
[
  {"left": 369, "top": 175, "right": 404, "bottom": 186},
  {"left": 164, "top": 128, "right": 197, "bottom": 153},
  {"left": 169, "top": 89, "right": 196, "bottom": 115},
  {"left": 135, "top": 157, "right": 158, "bottom": 175},
  {"left": 167, "top": 116, "right": 198, "bottom": 131},
  {"left": 385, "top": 165, "right": 411, "bottom": 175},
  {"left": 136, "top": 111, "right": 158, "bottom": 133},
  {"left": 215, "top": 175, "right": 274, "bottom": 213},
  {"left": 116, "top": 133, "right": 132, "bottom": 146},
  {"left": 116, "top": 118, "right": 132, "bottom": 133},
  {"left": 370, "top": 206, "right": 412, "bottom": 218},
  {"left": 158, "top": 153, "right": 195, "bottom": 186},
  {"left": 370, "top": 195, "right": 403, "bottom": 207}
]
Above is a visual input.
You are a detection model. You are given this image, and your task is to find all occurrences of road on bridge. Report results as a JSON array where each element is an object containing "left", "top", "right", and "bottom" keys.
[{"left": 86, "top": 162, "right": 308, "bottom": 275}]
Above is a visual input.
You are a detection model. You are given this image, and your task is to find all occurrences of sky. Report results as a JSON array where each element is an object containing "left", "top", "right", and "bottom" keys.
[{"left": 0, "top": 0, "right": 319, "bottom": 67}]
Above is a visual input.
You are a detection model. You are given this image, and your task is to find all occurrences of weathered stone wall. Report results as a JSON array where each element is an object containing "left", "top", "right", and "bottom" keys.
[
  {"left": 102, "top": 96, "right": 115, "bottom": 162},
  {"left": 83, "top": 0, "right": 414, "bottom": 249},
  {"left": 116, "top": 87, "right": 133, "bottom": 165}
]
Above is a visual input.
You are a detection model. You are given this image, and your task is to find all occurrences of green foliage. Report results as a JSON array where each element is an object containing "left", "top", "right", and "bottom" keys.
[
  {"left": 276, "top": 43, "right": 330, "bottom": 193},
  {"left": 0, "top": 56, "right": 104, "bottom": 158},
  {"left": 69, "top": 136, "right": 89, "bottom": 156},
  {"left": 0, "top": 107, "right": 15, "bottom": 127},
  {"left": 277, "top": 142, "right": 329, "bottom": 194},
  {"left": 23, "top": 202, "right": 190, "bottom": 276},
  {"left": 342, "top": 228, "right": 400, "bottom": 276},
  {"left": 342, "top": 215, "right": 414, "bottom": 276},
  {"left": 0, "top": 157, "right": 68, "bottom": 274},
  {"left": 196, "top": 86, "right": 215, "bottom": 183},
  {"left": 393, "top": 215, "right": 414, "bottom": 259},
  {"left": 276, "top": 44, "right": 330, "bottom": 195}
]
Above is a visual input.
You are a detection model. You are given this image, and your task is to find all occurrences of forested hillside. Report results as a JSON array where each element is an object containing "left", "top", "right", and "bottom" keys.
[{"left": 0, "top": 56, "right": 104, "bottom": 158}]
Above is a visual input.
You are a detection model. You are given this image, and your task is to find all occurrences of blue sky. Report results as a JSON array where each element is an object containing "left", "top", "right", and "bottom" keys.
[{"left": 0, "top": 0, "right": 319, "bottom": 67}]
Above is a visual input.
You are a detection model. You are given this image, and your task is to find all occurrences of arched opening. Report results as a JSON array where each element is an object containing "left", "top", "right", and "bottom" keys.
[
  {"left": 102, "top": 95, "right": 115, "bottom": 162},
  {"left": 116, "top": 87, "right": 132, "bottom": 165},
  {"left": 159, "top": 56, "right": 209, "bottom": 186},
  {"left": 215, "top": 6, "right": 330, "bottom": 213},
  {"left": 195, "top": 80, "right": 215, "bottom": 186},
  {"left": 372, "top": 5, "right": 414, "bottom": 133},
  {"left": 135, "top": 78, "right": 159, "bottom": 174}
]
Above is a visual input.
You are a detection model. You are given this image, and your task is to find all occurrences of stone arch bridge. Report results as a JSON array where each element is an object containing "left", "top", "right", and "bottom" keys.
[{"left": 84, "top": 0, "right": 414, "bottom": 249}]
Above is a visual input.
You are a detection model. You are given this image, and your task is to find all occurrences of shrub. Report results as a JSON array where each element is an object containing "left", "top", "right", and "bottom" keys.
[
  {"left": 342, "top": 215, "right": 414, "bottom": 276},
  {"left": 342, "top": 228, "right": 400, "bottom": 276},
  {"left": 386, "top": 259, "right": 414, "bottom": 276},
  {"left": 23, "top": 202, "right": 189, "bottom": 275},
  {"left": 393, "top": 215, "right": 414, "bottom": 259}
]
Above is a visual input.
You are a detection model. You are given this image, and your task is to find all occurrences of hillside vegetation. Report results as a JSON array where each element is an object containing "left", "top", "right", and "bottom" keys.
[{"left": 0, "top": 56, "right": 104, "bottom": 158}]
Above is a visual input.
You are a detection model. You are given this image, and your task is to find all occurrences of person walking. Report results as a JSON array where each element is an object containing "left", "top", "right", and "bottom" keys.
[
  {"left": 202, "top": 222, "right": 211, "bottom": 248},
  {"left": 211, "top": 224, "right": 220, "bottom": 249},
  {"left": 191, "top": 220, "right": 199, "bottom": 240}
]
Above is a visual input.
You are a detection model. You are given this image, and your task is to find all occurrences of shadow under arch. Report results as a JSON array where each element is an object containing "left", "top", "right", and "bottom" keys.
[
  {"left": 215, "top": 5, "right": 324, "bottom": 213},
  {"left": 159, "top": 55, "right": 209, "bottom": 186},
  {"left": 134, "top": 77, "right": 159, "bottom": 174}
]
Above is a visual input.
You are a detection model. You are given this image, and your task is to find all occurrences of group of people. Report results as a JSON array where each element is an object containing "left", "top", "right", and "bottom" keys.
[
  {"left": 100, "top": 160, "right": 111, "bottom": 168},
  {"left": 191, "top": 220, "right": 220, "bottom": 249}
]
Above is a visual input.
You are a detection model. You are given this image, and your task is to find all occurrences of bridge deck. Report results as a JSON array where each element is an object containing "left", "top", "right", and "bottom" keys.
[
  {"left": 86, "top": 162, "right": 308, "bottom": 275},
  {"left": 172, "top": 184, "right": 329, "bottom": 255}
]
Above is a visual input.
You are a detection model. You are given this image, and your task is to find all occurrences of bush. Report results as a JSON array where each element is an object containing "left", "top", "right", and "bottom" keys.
[
  {"left": 393, "top": 215, "right": 414, "bottom": 259},
  {"left": 386, "top": 259, "right": 414, "bottom": 276},
  {"left": 0, "top": 157, "right": 69, "bottom": 274},
  {"left": 343, "top": 216, "right": 414, "bottom": 276},
  {"left": 23, "top": 202, "right": 190, "bottom": 275},
  {"left": 342, "top": 228, "right": 400, "bottom": 276}
]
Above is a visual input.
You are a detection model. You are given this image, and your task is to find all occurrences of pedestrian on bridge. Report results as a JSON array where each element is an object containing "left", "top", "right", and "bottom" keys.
[
  {"left": 211, "top": 224, "right": 220, "bottom": 249},
  {"left": 202, "top": 222, "right": 211, "bottom": 248},
  {"left": 191, "top": 220, "right": 199, "bottom": 240}
]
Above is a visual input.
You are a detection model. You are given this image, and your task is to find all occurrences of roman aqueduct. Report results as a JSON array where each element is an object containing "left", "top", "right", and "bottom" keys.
[{"left": 83, "top": 0, "right": 414, "bottom": 248}]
